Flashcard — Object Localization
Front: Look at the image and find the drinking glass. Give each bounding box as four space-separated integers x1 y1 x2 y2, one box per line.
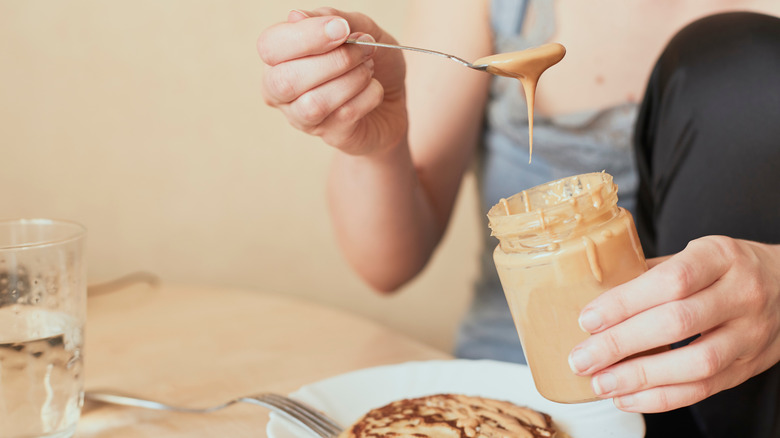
0 219 86 438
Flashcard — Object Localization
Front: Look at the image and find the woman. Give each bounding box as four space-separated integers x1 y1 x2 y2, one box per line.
258 2 780 436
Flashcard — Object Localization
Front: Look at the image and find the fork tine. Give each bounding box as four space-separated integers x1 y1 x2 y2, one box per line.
246 401 329 437
246 394 340 437
263 394 343 434
240 394 341 437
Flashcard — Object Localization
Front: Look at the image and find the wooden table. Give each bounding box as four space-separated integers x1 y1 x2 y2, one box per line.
75 283 450 437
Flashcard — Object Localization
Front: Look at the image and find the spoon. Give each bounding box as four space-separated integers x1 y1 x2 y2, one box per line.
345 39 567 163
345 40 566 79
345 39 489 71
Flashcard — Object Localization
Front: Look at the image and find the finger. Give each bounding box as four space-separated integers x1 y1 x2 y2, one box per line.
314 78 386 153
613 382 712 413
263 33 376 106
589 325 742 398
578 237 732 334
570 283 736 375
611 361 748 413
282 59 376 131
257 15 352 66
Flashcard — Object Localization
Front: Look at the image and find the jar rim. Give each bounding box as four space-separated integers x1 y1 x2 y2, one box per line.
488 172 618 240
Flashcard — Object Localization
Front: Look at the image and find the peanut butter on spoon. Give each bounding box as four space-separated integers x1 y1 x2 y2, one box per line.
474 43 567 162
345 39 565 161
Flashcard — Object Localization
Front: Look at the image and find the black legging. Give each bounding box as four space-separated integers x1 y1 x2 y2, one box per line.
633 11 780 438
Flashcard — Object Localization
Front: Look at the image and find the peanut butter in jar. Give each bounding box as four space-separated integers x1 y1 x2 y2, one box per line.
488 172 657 403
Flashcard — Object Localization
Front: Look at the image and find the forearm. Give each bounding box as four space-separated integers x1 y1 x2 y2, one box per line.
324 0 493 293
327 138 441 293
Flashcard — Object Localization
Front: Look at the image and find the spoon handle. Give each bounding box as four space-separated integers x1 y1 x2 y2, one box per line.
345 39 478 69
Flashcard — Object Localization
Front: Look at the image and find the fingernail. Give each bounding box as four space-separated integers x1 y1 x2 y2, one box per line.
615 394 635 409
569 347 594 374
579 310 603 333
288 9 310 20
325 18 349 41
592 372 617 395
356 34 376 56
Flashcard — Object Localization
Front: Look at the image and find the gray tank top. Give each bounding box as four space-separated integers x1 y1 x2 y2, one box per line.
454 0 639 363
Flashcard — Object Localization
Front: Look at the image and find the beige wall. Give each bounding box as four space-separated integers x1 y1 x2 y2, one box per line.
0 1 482 352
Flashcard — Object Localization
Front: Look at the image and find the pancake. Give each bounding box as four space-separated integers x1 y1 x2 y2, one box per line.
338 393 559 438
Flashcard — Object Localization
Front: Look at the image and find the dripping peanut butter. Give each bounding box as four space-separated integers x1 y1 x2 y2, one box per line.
488 172 659 403
474 43 566 162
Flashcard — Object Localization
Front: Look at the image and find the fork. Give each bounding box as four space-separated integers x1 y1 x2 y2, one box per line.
85 391 343 438
345 39 489 71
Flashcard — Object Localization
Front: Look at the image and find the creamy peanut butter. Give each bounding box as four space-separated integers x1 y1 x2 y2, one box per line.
474 43 566 162
489 172 662 403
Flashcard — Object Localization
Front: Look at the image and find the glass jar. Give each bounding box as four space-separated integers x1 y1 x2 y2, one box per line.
488 172 649 403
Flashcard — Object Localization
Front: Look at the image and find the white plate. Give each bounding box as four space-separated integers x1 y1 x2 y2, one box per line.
267 359 645 437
